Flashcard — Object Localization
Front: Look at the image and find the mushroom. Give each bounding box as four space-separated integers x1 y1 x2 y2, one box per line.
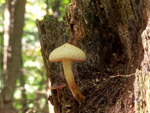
51 82 66 103
49 43 86 104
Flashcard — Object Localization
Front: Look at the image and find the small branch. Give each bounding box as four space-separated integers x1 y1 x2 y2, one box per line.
110 73 135 78
0 32 3 36
26 109 33 113
34 90 47 95
23 31 38 36
34 66 48 87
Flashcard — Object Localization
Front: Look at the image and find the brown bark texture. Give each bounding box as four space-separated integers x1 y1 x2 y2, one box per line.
37 0 150 113
2 0 26 111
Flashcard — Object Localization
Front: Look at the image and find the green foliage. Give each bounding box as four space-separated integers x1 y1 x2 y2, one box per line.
14 0 49 111
0 0 5 4
59 0 70 20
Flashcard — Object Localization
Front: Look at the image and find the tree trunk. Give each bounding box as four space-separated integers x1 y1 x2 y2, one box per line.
2 0 26 111
37 0 150 112
52 0 60 18
19 73 27 112
45 0 49 14
36 17 69 113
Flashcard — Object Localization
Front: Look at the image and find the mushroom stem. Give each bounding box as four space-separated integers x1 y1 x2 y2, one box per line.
57 89 61 103
62 59 84 104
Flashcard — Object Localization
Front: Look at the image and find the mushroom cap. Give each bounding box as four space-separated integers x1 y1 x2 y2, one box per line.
51 82 66 89
49 43 86 62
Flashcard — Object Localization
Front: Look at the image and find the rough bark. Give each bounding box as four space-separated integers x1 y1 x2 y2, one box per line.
36 17 69 113
134 18 150 113
37 0 150 112
2 0 26 111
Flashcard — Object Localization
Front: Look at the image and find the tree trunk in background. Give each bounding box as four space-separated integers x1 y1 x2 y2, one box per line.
37 0 150 113
19 73 27 112
45 0 60 17
3 0 11 86
2 0 26 111
46 0 49 14
0 34 3 109
2 0 13 110
52 0 60 18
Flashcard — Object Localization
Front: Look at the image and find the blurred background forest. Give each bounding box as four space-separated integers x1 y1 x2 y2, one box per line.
0 0 70 112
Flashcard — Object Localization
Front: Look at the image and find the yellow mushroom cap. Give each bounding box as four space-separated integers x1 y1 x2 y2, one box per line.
49 43 86 62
